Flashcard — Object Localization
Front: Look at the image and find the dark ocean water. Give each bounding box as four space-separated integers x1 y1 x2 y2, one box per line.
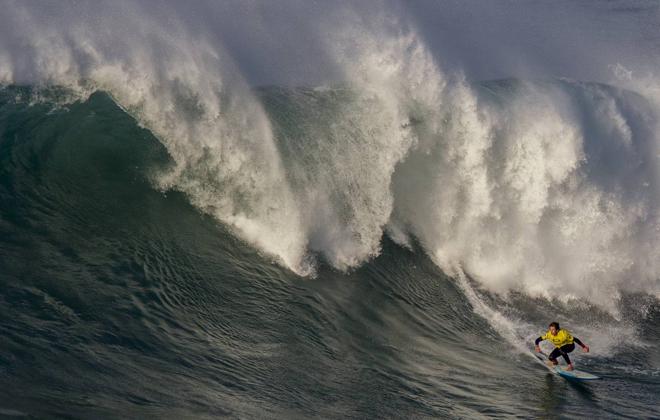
0 87 658 418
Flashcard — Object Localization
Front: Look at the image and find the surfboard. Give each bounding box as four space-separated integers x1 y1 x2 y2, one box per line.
534 351 600 381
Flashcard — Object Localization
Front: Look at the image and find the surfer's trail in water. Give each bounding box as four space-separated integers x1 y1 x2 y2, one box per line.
0 1 659 418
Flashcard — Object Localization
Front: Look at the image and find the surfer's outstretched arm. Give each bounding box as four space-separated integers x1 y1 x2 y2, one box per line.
573 337 590 353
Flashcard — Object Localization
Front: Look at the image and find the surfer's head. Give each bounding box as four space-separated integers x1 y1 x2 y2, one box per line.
549 322 560 335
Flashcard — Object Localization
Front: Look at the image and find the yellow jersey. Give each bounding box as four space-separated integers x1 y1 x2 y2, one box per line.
540 329 574 348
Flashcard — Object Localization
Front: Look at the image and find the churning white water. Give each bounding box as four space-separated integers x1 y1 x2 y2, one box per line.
1 1 658 312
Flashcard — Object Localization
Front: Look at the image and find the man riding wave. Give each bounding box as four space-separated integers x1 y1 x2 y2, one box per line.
534 322 590 371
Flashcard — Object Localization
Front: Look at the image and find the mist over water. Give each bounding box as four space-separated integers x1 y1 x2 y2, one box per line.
6 0 657 306
0 1 659 417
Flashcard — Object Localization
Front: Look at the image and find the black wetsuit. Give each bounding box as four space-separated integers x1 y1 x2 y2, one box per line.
534 336 585 365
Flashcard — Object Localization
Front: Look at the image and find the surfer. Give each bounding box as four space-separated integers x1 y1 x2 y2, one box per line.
534 322 589 371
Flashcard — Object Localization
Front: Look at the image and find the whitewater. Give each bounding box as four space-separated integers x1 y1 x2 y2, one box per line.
0 1 659 418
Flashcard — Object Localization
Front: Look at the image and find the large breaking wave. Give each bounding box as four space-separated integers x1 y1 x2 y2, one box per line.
1 1 658 313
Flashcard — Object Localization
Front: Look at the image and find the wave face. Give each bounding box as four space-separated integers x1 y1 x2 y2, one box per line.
0 1 659 418
2 2 658 308
0 80 658 420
